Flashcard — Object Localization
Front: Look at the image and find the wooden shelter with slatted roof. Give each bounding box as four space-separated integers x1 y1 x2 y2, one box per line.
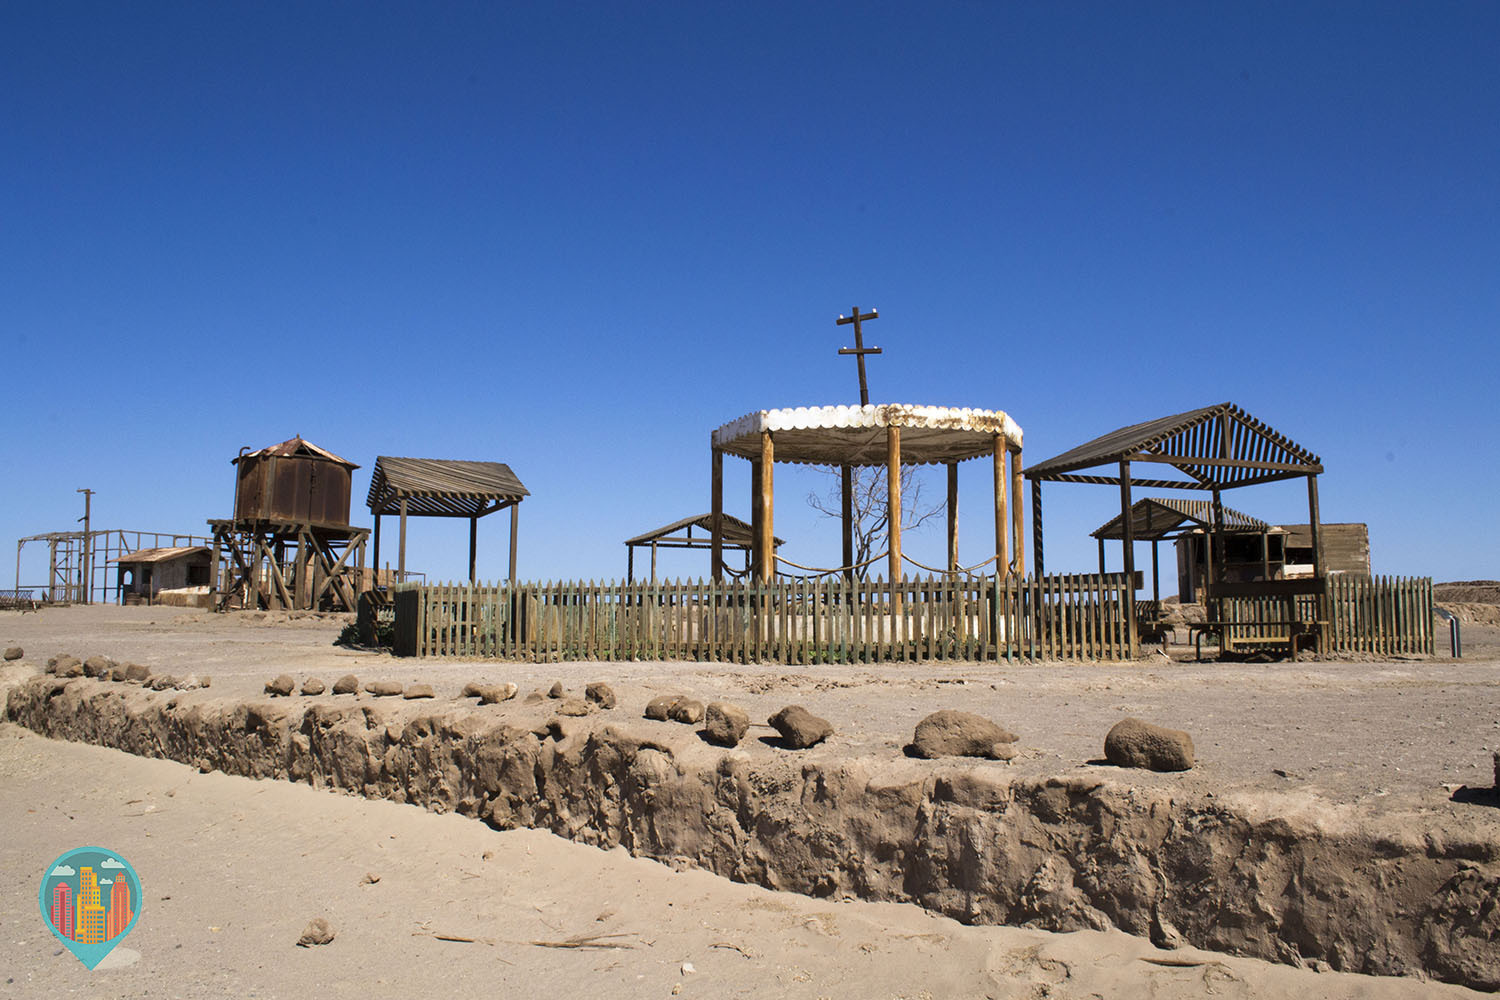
366 457 529 585
1026 402 1327 650
1091 497 1271 604
624 513 783 583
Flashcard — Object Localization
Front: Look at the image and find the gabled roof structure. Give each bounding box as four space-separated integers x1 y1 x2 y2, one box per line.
234 436 357 468
108 546 210 564
624 513 784 582
366 457 529 518
1023 402 1332 651
1027 402 1321 491
1090 498 1268 541
625 513 780 549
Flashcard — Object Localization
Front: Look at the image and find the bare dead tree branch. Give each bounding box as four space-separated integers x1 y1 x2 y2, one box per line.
806 465 943 579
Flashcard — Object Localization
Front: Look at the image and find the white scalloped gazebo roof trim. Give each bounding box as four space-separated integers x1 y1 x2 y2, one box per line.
712 404 1023 466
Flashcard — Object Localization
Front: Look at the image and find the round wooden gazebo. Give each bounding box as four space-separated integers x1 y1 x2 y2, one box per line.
709 404 1025 583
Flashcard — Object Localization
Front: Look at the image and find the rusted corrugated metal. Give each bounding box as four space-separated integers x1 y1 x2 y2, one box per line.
233 436 357 525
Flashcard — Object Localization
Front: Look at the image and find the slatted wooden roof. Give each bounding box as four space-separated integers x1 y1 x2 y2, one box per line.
366 456 529 518
1026 402 1322 491
1090 498 1269 541
625 513 783 549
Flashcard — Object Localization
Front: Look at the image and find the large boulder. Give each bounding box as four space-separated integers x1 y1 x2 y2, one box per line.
365 680 403 697
124 663 151 683
769 705 833 749
264 674 295 697
703 702 750 747
1104 717 1195 772
910 710 1018 760
83 656 115 678
585 682 617 710
332 674 360 695
403 684 435 700
478 683 518 705
3 646 22 661
644 695 682 721
668 699 705 725
301 677 327 696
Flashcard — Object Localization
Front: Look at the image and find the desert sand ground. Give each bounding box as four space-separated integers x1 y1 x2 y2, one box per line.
2 604 1497 998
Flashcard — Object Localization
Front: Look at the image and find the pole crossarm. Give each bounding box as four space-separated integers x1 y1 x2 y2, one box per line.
836 306 881 406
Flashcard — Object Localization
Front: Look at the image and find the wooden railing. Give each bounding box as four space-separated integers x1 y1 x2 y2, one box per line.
392 573 1139 663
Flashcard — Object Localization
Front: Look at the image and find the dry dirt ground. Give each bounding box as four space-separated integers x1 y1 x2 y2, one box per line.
2 604 1498 998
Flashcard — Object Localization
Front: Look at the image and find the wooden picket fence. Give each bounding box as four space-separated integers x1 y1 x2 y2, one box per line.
1212 574 1433 656
392 573 1138 663
1324 574 1434 656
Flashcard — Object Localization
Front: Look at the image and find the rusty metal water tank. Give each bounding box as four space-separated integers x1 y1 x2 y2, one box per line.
232 436 358 526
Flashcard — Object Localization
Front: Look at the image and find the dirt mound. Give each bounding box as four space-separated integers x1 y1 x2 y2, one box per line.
8 675 1500 991
1437 602 1500 627
1434 581 1500 605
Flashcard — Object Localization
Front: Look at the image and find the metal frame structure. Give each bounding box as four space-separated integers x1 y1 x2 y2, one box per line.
15 529 212 604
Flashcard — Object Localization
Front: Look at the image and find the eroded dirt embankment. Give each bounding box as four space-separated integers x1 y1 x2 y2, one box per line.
8 675 1500 992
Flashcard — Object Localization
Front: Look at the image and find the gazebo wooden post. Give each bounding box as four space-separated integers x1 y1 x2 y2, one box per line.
946 462 959 573
650 541 658 583
508 504 518 587
397 495 408 583
756 430 775 584
1097 537 1106 576
750 459 763 580
1119 460 1138 656
841 465 854 580
887 425 902 585
468 516 478 584
1011 446 1025 578
992 438 1008 580
710 446 724 583
627 545 634 584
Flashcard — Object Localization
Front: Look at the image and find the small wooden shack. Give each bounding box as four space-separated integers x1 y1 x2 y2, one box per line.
111 546 211 604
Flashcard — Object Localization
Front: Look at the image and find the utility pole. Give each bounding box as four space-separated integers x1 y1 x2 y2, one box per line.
836 307 881 405
76 488 94 604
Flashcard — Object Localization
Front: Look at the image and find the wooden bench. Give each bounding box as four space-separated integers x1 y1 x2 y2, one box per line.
1196 579 1328 661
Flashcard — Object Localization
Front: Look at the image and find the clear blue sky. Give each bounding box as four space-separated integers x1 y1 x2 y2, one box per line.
4 2 1496 591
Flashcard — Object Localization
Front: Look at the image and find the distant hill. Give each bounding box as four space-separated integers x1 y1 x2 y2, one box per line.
1434 581 1500 605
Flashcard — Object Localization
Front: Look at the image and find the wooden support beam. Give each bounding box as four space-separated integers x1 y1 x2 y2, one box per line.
509 504 519 586
468 516 478 583
887 425 902 585
946 462 959 573
992 438 1008 580
711 445 724 582
757 430 775 583
372 514 381 588
398 495 408 582
1119 460 1137 657
841 465 854 581
1011 447 1026 579
1031 478 1043 577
